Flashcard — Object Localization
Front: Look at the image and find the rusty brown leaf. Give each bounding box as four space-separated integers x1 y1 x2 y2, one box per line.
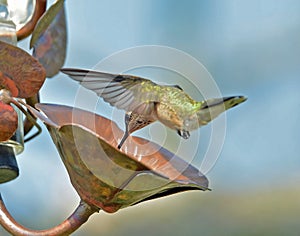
0 41 46 98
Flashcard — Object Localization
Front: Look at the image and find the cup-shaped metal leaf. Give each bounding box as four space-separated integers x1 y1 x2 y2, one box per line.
0 41 46 98
29 103 209 213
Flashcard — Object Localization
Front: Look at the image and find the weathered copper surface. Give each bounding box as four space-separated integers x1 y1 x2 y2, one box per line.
0 101 17 141
0 195 98 236
0 41 46 98
29 103 209 213
31 0 67 77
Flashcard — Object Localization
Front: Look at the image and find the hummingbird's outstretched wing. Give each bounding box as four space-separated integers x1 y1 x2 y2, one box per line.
60 68 160 115
61 68 162 149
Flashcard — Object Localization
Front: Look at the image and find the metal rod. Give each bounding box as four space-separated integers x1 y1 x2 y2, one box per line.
16 0 47 41
0 194 99 236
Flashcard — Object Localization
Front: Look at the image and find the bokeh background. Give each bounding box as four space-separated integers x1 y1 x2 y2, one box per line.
1 0 300 235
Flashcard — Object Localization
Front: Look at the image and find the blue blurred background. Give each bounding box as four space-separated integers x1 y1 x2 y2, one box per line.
1 0 300 235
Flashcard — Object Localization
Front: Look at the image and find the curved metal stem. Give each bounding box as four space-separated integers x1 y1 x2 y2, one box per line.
0 194 99 236
17 0 47 41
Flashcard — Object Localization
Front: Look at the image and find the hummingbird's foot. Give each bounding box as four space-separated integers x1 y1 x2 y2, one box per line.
177 130 190 139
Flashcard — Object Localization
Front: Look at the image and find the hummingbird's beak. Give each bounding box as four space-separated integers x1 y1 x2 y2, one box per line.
118 131 129 149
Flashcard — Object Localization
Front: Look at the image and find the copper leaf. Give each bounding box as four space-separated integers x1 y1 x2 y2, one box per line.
31 1 67 77
0 41 46 98
27 103 209 213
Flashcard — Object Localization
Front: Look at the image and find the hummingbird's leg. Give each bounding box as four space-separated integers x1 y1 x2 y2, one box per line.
177 130 190 139
118 112 131 149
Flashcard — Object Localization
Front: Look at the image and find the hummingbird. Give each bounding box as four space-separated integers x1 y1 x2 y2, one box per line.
61 68 247 149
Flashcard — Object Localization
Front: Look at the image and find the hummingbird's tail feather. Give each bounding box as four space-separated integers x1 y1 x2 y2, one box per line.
197 96 247 125
222 96 247 109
